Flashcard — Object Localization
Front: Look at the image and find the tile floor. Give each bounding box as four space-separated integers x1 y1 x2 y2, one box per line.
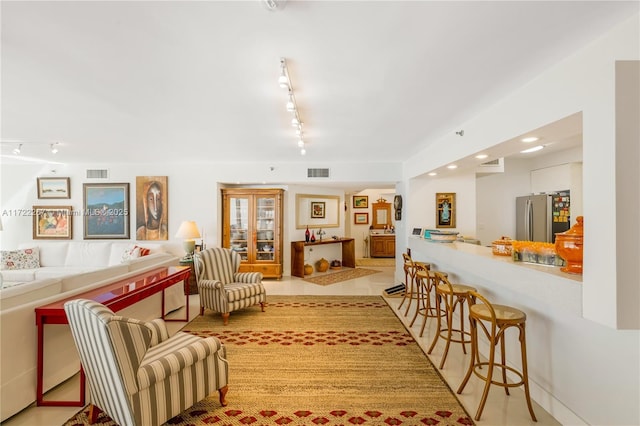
2 266 560 425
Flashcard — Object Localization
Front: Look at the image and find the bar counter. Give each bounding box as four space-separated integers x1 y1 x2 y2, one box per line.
407 237 582 316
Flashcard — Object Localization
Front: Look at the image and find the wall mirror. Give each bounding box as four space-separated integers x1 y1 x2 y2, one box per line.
372 201 391 229
295 194 340 229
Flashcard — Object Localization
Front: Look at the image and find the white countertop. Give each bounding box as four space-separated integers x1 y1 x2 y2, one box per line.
408 238 583 316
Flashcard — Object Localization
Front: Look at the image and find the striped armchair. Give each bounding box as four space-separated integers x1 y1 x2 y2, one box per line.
63 299 229 426
195 247 266 325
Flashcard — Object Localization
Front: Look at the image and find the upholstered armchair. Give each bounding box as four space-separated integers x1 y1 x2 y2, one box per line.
195 247 266 325
64 299 229 426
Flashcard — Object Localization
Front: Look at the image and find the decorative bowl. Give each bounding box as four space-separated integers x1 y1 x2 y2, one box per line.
429 231 459 243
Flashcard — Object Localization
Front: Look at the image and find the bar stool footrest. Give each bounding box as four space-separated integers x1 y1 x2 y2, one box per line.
472 363 526 388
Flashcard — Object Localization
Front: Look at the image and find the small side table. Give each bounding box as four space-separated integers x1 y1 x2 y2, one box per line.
179 259 198 295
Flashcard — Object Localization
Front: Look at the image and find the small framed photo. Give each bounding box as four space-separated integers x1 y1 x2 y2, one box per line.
436 192 456 228
353 195 369 209
33 206 73 239
412 227 422 236
354 212 369 225
310 201 326 219
37 177 70 199
83 183 130 239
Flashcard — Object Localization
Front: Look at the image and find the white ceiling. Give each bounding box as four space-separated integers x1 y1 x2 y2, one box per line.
1 1 638 167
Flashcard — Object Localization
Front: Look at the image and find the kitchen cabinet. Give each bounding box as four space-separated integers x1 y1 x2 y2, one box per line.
221 188 283 279
370 234 395 258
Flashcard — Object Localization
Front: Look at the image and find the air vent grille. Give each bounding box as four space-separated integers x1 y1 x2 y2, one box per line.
481 159 501 166
86 169 109 179
307 168 330 178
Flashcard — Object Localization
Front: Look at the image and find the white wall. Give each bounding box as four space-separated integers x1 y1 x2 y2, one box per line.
404 14 639 329
402 14 640 426
407 173 477 239
476 146 583 247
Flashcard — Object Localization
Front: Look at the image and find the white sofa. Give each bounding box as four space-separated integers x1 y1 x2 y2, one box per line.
0 241 187 422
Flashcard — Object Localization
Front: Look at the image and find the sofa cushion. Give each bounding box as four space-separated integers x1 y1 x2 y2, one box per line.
127 253 176 272
0 269 37 282
1 248 40 270
64 243 112 267
0 278 63 310
60 265 129 293
35 266 103 281
19 243 69 267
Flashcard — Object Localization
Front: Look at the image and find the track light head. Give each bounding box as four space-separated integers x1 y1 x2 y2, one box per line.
50 143 59 154
12 144 22 155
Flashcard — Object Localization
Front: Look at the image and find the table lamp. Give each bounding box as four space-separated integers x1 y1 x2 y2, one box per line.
175 221 201 260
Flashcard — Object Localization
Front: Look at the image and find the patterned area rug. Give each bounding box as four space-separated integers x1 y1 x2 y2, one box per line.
356 257 396 267
65 296 473 426
302 267 381 286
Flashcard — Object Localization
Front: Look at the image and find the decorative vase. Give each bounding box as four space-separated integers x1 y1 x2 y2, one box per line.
555 216 584 275
316 257 329 272
304 264 313 275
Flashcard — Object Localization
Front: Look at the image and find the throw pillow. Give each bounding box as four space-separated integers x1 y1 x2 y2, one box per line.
136 246 151 256
121 246 142 263
1 247 40 270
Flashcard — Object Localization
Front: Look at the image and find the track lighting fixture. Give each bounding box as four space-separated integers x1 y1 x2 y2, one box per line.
280 57 309 155
286 93 295 112
50 143 59 154
13 144 22 155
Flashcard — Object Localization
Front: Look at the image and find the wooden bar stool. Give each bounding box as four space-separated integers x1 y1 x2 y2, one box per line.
409 261 431 327
427 272 477 369
415 269 447 336
457 290 537 422
396 253 415 313
397 254 431 318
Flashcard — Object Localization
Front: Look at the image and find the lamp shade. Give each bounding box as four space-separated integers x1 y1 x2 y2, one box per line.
175 221 201 239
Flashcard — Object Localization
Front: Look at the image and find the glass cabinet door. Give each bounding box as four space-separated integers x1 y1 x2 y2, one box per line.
229 196 249 261
255 196 275 262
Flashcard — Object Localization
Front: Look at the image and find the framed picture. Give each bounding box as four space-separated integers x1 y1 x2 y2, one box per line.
83 183 130 239
354 212 369 225
353 195 369 209
37 177 70 199
135 176 168 240
436 192 456 228
310 201 326 219
33 206 73 239
412 227 422 236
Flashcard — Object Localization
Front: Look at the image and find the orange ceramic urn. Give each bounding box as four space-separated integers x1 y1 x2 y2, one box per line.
555 216 584 275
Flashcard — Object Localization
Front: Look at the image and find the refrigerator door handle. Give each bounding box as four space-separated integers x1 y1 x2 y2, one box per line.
525 199 533 241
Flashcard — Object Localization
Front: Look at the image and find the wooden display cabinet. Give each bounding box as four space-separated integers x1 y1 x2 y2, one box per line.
221 188 283 279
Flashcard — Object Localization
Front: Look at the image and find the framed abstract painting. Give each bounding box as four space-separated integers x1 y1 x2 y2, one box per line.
83 183 130 239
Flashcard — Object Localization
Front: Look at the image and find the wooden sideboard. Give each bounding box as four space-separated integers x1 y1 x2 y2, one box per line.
291 238 355 278
370 234 395 258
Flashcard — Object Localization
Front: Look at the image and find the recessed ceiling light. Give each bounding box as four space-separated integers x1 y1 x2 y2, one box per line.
521 145 544 153
447 164 458 169
475 154 488 159
521 137 539 143
428 172 437 176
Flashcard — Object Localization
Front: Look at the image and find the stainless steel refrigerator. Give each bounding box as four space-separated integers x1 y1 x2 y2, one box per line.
515 192 571 243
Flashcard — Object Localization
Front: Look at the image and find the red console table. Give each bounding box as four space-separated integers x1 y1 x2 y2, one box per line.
34 266 191 407
291 238 355 278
